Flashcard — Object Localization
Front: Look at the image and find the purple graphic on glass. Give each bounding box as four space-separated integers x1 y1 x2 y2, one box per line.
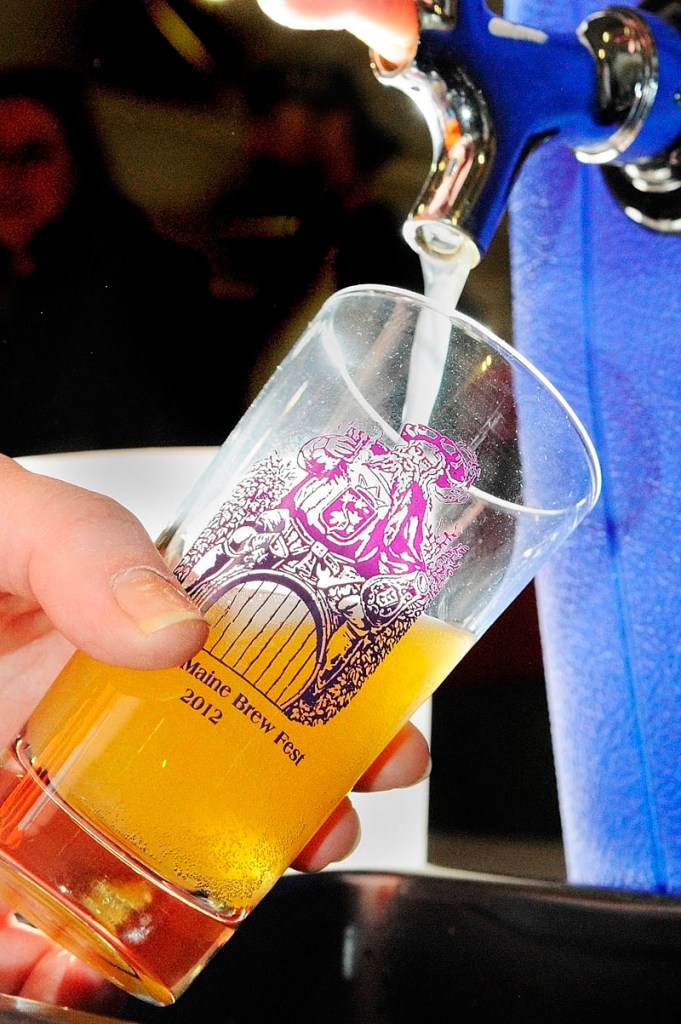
175 424 479 725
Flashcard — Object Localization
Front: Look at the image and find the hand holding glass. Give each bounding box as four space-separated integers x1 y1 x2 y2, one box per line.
0 286 600 1005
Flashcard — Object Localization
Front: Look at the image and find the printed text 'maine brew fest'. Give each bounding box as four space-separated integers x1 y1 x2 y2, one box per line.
181 656 306 765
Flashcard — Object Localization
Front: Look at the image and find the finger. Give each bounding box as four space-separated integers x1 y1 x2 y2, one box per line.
0 631 80 747
291 797 361 871
0 906 54 994
0 456 208 670
0 593 52 654
258 0 419 65
0 908 122 1012
19 947 126 1016
291 724 431 871
354 720 431 792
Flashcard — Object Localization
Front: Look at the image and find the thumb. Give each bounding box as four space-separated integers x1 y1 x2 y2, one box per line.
0 456 208 669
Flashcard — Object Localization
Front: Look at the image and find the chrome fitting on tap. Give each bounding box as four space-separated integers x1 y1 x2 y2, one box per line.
371 49 490 266
595 1 681 230
575 7 659 165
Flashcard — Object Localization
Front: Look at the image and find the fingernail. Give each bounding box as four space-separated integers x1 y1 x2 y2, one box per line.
112 567 206 634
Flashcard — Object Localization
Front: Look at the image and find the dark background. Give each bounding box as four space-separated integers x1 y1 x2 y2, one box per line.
0 0 563 880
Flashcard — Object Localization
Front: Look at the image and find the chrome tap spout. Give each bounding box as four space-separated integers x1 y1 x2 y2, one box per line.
373 0 681 260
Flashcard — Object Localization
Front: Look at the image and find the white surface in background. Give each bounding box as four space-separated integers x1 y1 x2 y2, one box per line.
17 448 431 871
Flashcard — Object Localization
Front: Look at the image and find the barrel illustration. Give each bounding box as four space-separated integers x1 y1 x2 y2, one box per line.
202 570 330 712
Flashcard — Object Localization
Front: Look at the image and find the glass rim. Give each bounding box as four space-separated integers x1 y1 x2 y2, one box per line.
325 283 603 518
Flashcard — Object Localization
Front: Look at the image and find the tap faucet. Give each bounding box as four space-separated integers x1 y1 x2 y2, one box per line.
372 0 681 263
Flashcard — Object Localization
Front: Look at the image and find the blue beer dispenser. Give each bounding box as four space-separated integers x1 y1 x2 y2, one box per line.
375 0 681 893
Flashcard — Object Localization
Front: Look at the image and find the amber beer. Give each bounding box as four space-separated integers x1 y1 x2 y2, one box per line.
0 610 474 1004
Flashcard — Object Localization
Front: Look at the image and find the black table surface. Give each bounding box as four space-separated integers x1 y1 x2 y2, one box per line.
119 868 681 1024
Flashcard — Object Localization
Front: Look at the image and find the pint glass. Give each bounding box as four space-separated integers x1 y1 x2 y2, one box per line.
0 286 600 1004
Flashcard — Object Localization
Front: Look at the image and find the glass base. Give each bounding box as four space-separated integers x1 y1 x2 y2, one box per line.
0 745 245 1005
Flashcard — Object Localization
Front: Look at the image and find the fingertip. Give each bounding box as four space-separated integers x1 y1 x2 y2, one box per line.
257 0 419 67
291 798 361 872
111 566 206 636
17 476 208 670
19 948 127 1016
55 954 128 1016
351 10 419 67
354 721 431 792
107 566 209 667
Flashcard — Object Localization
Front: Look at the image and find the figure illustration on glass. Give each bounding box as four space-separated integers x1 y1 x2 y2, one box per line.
176 423 480 725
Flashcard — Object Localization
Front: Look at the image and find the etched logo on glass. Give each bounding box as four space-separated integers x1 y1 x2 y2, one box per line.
175 425 479 725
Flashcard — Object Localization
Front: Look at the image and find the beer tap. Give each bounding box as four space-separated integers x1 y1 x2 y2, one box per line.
372 0 681 263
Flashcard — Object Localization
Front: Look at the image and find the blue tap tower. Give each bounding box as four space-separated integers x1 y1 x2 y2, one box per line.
377 0 681 893
508 0 681 893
